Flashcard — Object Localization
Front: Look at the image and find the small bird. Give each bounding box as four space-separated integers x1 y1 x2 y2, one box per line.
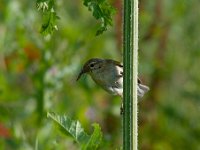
77 58 149 98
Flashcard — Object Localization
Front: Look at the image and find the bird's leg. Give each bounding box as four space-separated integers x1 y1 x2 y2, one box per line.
120 96 123 115
120 102 123 115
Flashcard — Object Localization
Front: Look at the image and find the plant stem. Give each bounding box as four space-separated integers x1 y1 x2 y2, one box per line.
123 0 138 149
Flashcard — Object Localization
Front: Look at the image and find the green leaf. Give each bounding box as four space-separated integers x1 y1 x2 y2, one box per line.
47 112 102 149
83 0 116 35
36 0 54 12
36 0 59 35
82 123 102 150
47 112 89 144
40 10 59 36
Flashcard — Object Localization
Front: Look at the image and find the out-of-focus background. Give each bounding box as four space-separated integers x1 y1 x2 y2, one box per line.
0 0 200 149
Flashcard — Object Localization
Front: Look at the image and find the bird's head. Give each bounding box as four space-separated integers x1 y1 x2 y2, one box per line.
76 58 104 81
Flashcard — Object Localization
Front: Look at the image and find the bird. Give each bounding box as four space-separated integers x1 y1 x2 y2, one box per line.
77 58 149 98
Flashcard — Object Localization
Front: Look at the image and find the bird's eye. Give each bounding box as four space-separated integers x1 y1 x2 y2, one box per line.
90 63 94 68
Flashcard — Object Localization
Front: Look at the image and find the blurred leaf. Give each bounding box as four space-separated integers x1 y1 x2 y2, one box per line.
0 124 11 138
83 0 116 35
23 44 41 61
82 123 102 150
36 0 59 35
36 0 54 12
47 112 102 149
40 10 59 36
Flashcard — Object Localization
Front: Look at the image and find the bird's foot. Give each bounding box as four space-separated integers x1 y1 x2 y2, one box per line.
120 104 123 115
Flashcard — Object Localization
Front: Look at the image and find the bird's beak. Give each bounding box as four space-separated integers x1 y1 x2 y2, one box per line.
76 69 87 81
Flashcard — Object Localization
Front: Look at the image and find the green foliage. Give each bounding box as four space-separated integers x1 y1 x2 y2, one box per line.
47 112 102 150
1 0 200 149
82 124 102 150
0 1 120 149
83 0 116 35
36 0 115 36
40 10 59 36
36 0 59 35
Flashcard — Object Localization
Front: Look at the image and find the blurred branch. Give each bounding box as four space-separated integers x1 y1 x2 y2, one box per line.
0 54 7 71
114 0 122 53
142 0 162 41
149 24 170 101
31 48 50 123
140 0 171 103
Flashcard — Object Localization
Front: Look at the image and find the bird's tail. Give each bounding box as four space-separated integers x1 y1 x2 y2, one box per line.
138 84 150 98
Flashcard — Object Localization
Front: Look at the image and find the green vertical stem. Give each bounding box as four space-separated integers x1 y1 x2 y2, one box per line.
123 0 138 149
133 0 138 148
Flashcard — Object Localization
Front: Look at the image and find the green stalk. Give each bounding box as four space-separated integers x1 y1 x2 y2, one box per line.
123 0 138 149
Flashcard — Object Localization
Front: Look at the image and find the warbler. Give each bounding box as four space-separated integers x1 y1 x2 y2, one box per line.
77 58 149 97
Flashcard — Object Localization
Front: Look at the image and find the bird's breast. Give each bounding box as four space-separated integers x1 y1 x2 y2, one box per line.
90 65 123 95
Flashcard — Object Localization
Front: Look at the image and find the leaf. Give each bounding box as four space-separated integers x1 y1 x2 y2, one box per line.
47 112 102 149
36 0 59 35
83 0 116 35
36 0 54 12
82 123 102 150
47 112 89 144
40 10 59 36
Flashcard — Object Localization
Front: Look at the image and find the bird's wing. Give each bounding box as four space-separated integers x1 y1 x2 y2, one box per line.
105 59 143 84
118 67 140 84
106 59 123 67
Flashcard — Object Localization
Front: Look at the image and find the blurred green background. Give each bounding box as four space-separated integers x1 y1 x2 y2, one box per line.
0 0 200 149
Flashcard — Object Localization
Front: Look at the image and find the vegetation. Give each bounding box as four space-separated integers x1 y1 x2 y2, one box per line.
0 0 200 149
